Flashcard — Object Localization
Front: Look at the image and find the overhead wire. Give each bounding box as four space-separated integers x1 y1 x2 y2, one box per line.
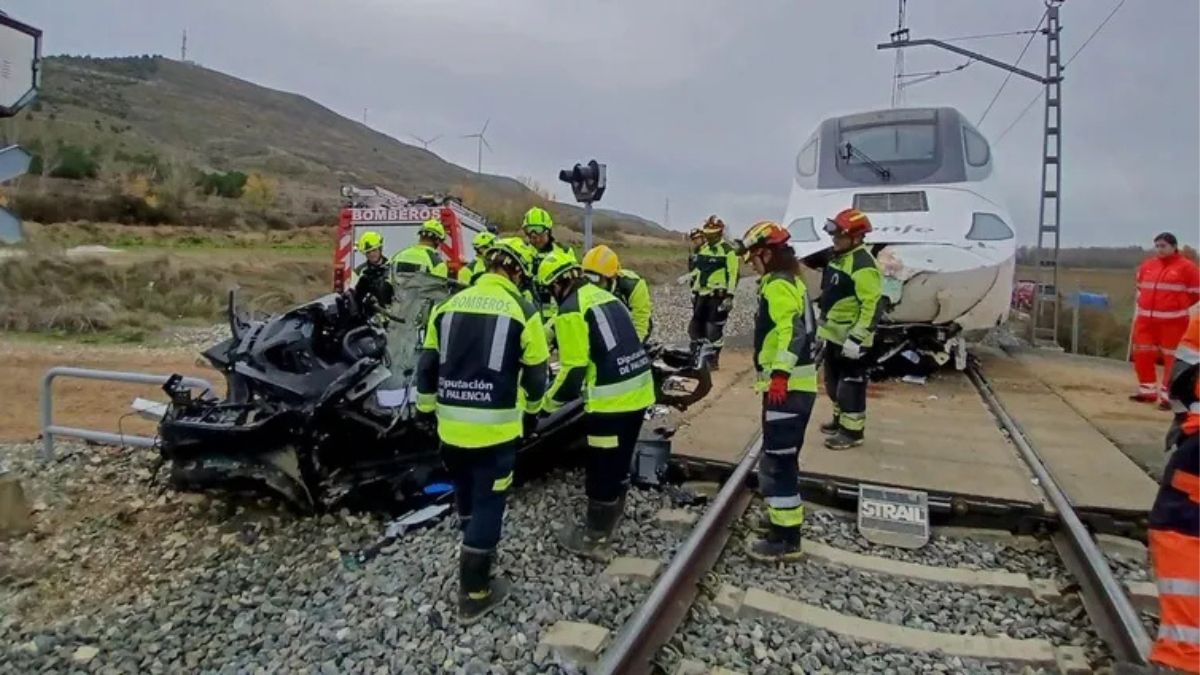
977 9 1048 127
897 60 974 89
941 28 1042 43
993 0 1128 145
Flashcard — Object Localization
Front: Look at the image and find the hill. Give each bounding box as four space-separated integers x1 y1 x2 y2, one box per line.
3 55 668 238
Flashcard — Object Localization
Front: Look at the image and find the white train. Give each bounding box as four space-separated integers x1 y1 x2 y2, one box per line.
782 106 1016 368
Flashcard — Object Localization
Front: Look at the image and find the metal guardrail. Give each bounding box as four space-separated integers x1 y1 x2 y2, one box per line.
596 432 763 675
40 367 215 461
966 363 1151 664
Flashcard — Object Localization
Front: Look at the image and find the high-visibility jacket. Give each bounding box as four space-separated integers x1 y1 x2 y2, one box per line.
545 282 656 415
611 269 653 342
1150 314 1200 672
532 240 576 270
416 273 550 448
1137 253 1200 321
817 245 884 347
754 271 819 394
687 250 701 292
457 258 486 286
531 240 576 321
693 241 739 295
393 244 449 279
1169 316 1200 439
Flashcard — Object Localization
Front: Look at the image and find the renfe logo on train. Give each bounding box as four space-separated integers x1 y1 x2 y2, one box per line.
857 484 930 549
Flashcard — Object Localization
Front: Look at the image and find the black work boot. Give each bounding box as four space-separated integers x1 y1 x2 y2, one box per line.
824 430 864 450
557 498 623 562
747 524 803 562
710 349 721 371
818 416 840 435
458 548 511 624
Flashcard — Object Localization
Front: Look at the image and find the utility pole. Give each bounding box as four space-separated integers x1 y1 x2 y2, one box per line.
877 1 1064 349
1034 3 1063 349
664 197 670 230
890 0 907 107
180 30 187 62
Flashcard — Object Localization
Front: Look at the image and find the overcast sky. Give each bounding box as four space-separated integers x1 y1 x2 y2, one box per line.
8 0 1198 246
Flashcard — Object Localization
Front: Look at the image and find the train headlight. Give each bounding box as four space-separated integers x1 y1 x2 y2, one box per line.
786 217 818 242
965 213 1014 241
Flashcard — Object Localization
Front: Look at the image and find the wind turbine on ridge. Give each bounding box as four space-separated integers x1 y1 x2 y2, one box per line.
409 134 442 151
461 119 492 174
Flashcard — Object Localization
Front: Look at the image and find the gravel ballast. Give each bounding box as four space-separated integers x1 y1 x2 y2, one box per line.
670 611 1054 675
0 439 705 673
796 510 1069 578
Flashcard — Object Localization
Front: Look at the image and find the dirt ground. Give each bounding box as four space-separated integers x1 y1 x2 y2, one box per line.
0 338 221 443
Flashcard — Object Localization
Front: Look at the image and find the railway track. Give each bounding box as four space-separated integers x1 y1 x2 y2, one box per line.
591 362 1156 675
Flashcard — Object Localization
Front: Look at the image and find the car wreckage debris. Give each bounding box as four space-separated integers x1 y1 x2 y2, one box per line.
155 274 715 514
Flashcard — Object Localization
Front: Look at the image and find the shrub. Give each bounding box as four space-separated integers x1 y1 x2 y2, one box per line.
241 172 278 212
197 170 248 198
49 145 100 180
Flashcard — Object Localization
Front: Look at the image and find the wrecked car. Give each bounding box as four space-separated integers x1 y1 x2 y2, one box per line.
157 272 712 513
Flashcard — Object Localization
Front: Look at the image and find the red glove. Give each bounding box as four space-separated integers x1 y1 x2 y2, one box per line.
767 372 788 406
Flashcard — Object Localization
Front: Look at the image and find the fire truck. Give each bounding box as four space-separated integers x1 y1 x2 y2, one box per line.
332 185 492 292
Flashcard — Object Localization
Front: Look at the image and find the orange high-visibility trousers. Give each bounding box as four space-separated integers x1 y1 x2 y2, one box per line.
1149 432 1200 673
1150 528 1200 672
1133 316 1191 401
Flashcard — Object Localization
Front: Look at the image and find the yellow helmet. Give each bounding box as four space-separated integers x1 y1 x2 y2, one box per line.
536 250 581 287
472 230 497 252
522 206 554 232
418 218 447 241
486 237 535 277
357 231 383 253
581 245 621 279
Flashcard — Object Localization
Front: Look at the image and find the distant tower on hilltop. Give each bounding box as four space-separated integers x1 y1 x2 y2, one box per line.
180 30 190 63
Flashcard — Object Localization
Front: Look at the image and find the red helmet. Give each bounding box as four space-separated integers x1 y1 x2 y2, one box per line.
741 220 791 252
824 208 872 237
701 215 726 235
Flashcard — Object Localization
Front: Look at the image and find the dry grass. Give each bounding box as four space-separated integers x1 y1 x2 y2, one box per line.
0 219 694 341
0 252 327 340
21 221 334 252
1016 264 1138 358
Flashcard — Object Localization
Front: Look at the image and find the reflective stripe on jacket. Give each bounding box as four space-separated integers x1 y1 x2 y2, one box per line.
416 273 550 448
393 244 449 279
1149 433 1200 672
612 269 653 342
753 271 818 393
693 241 739 295
817 245 883 347
1137 253 1200 320
546 282 656 414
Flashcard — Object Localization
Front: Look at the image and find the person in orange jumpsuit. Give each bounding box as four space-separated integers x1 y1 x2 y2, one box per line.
1132 233 1200 409
1147 314 1199 673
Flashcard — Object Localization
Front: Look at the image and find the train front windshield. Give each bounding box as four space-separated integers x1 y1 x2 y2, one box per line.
841 124 937 164
803 108 990 190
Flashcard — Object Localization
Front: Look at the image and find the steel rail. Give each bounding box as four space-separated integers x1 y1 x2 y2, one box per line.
595 433 763 675
966 364 1151 663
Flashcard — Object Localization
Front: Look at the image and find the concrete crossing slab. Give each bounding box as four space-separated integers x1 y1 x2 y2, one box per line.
669 347 1156 518
976 350 1157 516
801 374 1044 508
